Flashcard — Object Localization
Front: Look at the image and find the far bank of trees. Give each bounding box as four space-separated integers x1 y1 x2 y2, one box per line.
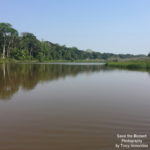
0 23 144 61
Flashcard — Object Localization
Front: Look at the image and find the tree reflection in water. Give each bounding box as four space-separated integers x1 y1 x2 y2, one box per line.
0 63 106 100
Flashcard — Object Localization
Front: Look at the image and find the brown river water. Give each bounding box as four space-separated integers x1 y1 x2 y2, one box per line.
0 63 150 150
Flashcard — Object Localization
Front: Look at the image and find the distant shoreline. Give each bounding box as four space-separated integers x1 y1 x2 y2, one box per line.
1 58 150 71
106 60 150 70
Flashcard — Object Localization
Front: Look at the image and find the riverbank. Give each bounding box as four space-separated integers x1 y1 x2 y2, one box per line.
0 59 17 63
0 58 105 64
0 58 37 64
106 60 150 69
1 58 150 70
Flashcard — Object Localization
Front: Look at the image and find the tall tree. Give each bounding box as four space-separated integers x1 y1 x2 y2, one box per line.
6 28 18 57
20 32 40 58
0 23 18 59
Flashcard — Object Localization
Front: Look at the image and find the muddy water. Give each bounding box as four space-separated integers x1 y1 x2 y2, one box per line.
0 63 150 150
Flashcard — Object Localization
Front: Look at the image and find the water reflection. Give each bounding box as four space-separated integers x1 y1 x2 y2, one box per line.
0 63 106 100
0 63 150 150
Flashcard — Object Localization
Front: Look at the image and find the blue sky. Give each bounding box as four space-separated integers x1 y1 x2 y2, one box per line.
0 0 150 54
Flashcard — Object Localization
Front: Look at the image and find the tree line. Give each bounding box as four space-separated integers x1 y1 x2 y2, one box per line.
0 23 145 61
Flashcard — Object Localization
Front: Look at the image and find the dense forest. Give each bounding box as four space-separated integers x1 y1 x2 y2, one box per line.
0 23 146 62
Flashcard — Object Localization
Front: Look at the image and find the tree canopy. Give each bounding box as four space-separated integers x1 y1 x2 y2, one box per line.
0 22 144 61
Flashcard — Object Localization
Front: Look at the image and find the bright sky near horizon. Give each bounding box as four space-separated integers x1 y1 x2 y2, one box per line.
0 0 150 54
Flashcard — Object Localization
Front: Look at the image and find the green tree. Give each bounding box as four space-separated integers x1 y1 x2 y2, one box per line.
6 28 18 57
0 22 141 61
0 23 18 59
37 52 44 62
20 32 40 58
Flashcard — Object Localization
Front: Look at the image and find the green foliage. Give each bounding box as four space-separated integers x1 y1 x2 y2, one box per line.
0 23 19 58
0 22 147 61
107 60 150 69
10 48 30 60
37 52 44 62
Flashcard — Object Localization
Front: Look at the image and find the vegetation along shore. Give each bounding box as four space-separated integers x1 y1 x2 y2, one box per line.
106 60 150 69
0 23 149 63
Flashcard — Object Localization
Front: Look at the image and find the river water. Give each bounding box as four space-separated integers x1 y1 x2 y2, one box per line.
0 63 149 150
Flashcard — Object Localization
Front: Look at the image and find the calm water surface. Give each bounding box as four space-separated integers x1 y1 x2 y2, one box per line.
0 63 150 150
